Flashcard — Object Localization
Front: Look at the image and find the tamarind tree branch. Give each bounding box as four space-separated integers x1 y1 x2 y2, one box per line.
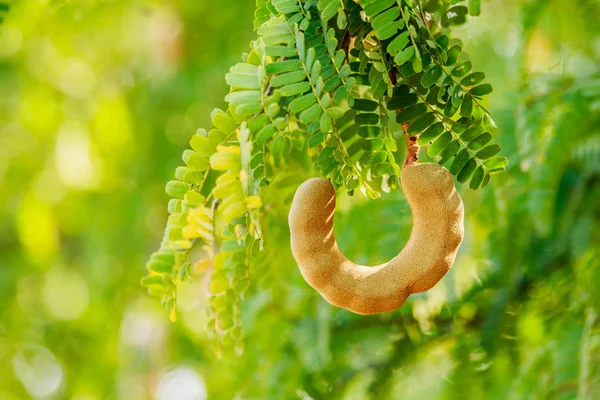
389 67 420 166
403 126 420 166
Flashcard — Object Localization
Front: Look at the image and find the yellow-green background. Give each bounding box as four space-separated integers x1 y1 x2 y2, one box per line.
0 1 599 399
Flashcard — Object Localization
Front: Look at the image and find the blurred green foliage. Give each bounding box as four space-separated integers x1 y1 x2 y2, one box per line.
0 0 599 399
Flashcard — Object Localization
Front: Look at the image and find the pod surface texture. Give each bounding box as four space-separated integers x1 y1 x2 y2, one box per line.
288 163 464 315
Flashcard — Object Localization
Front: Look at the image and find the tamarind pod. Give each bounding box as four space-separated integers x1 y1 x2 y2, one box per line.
288 163 464 315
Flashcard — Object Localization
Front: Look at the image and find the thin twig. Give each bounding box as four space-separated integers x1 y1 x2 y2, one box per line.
403 123 420 166
389 68 420 166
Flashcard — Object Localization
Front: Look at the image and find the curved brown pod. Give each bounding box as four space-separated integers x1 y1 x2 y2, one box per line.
288 163 464 315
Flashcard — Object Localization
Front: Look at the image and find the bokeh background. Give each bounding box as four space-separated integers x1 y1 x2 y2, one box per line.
0 0 599 399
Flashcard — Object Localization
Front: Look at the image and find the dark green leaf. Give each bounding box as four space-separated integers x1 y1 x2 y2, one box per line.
419 123 445 144
346 140 364 158
460 126 484 141
445 45 462 66
321 156 338 173
451 89 464 108
427 131 452 157
358 126 381 138
460 94 473 117
461 72 486 86
471 84 493 96
475 144 501 159
355 113 380 125
396 103 428 124
426 85 441 106
468 132 492 150
457 158 477 183
449 5 468 15
407 112 436 134
421 65 443 88
469 165 485 189
438 140 461 164
453 117 472 133
400 61 417 77
317 146 335 164
425 0 442 13
351 98 379 111
387 94 419 109
482 173 491 187
451 61 472 77
393 85 410 97
450 149 471 175
444 100 458 118
353 74 370 86
445 7 468 25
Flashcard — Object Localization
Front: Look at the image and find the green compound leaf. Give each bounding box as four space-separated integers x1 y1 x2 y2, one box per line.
145 0 505 348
